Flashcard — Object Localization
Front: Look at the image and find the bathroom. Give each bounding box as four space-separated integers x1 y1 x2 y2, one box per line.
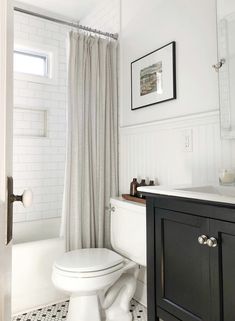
0 0 235 321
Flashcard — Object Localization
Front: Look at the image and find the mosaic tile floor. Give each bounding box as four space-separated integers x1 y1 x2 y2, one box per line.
12 299 147 321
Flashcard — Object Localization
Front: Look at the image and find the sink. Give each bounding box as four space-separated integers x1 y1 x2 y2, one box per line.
177 185 235 197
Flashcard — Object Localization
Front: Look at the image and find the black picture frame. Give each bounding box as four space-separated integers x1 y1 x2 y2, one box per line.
131 41 176 110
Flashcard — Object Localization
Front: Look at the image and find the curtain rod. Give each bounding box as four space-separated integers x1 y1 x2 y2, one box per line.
14 7 119 40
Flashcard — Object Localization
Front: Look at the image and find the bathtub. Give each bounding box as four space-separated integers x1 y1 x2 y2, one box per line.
12 218 68 315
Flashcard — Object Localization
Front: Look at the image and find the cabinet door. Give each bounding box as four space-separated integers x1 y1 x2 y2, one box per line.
155 208 210 321
210 220 235 321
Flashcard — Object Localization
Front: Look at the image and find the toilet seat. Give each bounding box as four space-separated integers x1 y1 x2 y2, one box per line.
54 262 124 278
53 248 124 278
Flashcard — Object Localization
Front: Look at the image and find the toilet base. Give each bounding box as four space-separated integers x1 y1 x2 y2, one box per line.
67 294 101 321
103 267 138 321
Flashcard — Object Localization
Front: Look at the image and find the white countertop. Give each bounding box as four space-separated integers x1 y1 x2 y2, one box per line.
137 185 235 205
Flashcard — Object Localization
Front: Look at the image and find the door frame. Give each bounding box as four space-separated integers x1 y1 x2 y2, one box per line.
0 0 13 320
0 0 13 199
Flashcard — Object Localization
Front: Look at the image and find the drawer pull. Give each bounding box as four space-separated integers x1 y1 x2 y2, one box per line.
198 235 208 245
207 237 218 248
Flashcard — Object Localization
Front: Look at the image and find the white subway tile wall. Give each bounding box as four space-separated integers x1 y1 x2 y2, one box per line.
14 108 47 137
13 11 70 223
13 0 120 224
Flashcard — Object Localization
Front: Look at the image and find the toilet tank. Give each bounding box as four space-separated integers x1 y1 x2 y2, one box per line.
110 197 146 266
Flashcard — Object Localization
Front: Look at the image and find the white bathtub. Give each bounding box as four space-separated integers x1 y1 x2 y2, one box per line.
12 218 68 315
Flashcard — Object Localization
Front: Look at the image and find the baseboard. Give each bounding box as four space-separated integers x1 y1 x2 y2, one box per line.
134 280 147 307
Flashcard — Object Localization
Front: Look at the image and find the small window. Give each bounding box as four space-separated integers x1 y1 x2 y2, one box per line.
14 50 48 77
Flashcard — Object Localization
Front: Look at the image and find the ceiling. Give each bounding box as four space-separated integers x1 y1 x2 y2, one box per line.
14 0 102 21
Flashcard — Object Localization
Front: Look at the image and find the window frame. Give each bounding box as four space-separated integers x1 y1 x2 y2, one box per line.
14 41 58 85
14 49 49 77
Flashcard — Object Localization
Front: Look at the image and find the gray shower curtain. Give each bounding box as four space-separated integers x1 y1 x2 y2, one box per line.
61 31 119 250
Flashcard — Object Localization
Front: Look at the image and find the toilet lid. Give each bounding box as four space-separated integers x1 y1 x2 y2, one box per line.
54 248 124 273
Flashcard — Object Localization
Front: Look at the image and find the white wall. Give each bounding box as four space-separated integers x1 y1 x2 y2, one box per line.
120 0 218 127
119 0 235 307
13 11 69 223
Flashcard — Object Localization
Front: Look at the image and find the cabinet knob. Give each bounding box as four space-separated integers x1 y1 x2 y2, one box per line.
207 237 218 248
198 235 208 245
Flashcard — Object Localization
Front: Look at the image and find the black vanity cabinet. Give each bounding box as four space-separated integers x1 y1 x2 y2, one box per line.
146 195 235 321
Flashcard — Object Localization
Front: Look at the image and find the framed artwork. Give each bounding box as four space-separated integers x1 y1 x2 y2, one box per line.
131 41 176 110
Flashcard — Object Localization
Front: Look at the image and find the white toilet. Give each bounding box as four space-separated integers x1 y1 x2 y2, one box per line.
52 197 146 321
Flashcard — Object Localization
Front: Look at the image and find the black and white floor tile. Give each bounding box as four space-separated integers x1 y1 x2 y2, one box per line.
12 299 147 321
12 301 69 321
129 300 147 321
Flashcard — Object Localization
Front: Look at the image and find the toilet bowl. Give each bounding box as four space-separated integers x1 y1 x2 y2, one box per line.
52 198 146 321
52 248 138 321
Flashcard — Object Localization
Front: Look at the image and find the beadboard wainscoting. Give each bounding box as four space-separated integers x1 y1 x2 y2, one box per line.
119 110 235 194
119 110 235 306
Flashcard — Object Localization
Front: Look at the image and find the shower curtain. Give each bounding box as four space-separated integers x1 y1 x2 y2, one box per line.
61 31 119 250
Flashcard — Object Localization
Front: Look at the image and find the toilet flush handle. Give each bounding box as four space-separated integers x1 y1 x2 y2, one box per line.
105 205 116 213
